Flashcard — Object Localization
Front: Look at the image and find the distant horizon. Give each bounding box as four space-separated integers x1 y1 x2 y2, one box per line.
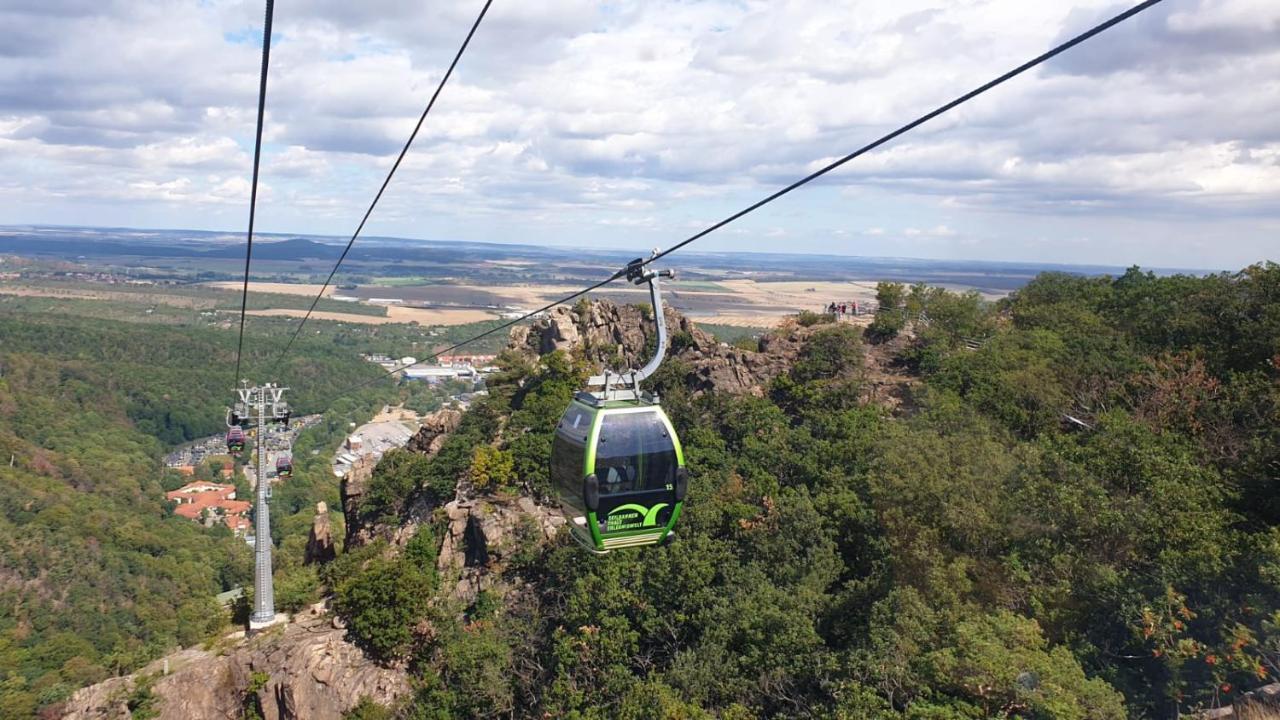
0 222 1236 276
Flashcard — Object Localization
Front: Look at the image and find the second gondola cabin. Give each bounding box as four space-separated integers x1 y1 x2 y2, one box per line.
552 391 686 553
226 425 245 453
276 454 292 478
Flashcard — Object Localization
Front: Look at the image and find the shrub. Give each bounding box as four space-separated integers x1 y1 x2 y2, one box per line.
334 555 434 660
469 590 501 621
360 449 427 523
404 524 440 571
791 324 864 384
344 697 393 720
796 310 836 327
864 315 904 343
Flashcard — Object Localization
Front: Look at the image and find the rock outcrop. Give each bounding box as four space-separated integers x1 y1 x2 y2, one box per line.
60 609 409 720
339 453 379 548
514 299 917 406
306 502 336 565
341 409 463 548
406 408 462 456
515 300 799 396
435 496 566 603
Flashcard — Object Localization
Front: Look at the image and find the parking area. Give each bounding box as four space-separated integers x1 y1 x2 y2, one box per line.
332 418 418 478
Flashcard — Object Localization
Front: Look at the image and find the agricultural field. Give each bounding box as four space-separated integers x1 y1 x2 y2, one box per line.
4 229 1099 343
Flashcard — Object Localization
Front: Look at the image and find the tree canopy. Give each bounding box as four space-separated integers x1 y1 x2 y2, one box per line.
330 263 1280 719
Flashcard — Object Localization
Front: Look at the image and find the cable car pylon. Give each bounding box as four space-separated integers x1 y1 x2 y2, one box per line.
550 253 687 554
229 381 290 631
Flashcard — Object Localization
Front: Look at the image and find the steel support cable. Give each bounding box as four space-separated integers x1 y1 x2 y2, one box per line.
233 0 276 387
322 0 1167 402
266 0 495 378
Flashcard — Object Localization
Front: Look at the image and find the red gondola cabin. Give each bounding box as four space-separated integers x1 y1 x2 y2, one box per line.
226 426 245 453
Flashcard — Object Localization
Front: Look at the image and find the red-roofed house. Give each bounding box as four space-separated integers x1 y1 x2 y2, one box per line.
224 515 251 534
166 481 253 536
167 481 236 504
218 499 252 515
173 503 206 520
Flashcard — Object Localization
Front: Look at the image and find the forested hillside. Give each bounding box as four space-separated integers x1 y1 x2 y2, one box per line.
329 263 1280 719
0 312 391 717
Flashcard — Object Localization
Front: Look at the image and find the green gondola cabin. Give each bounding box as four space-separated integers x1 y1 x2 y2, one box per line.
552 392 686 553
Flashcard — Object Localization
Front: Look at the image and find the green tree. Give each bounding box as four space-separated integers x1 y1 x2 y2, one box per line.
469 445 515 492
360 449 430 525
867 282 908 341
333 553 434 660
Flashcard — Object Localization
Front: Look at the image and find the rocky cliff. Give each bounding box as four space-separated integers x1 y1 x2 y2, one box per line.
340 411 568 604
60 607 409 720
342 409 463 549
510 299 908 402
338 453 380 548
435 496 566 604
306 502 336 565
510 300 798 396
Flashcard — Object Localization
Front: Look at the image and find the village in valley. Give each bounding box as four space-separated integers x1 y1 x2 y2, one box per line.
160 352 497 543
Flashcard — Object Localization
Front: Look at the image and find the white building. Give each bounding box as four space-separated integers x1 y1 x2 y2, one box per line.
402 365 474 382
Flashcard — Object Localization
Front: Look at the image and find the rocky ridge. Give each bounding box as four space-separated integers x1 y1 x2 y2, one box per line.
342 408 568 605
60 608 409 720
511 298 912 404
511 300 796 396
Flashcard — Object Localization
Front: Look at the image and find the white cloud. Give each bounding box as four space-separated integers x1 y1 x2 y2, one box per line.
0 0 1276 268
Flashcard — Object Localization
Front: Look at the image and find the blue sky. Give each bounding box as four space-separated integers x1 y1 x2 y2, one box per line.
0 0 1277 270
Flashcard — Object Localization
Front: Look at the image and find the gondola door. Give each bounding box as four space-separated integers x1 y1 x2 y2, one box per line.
588 406 683 550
